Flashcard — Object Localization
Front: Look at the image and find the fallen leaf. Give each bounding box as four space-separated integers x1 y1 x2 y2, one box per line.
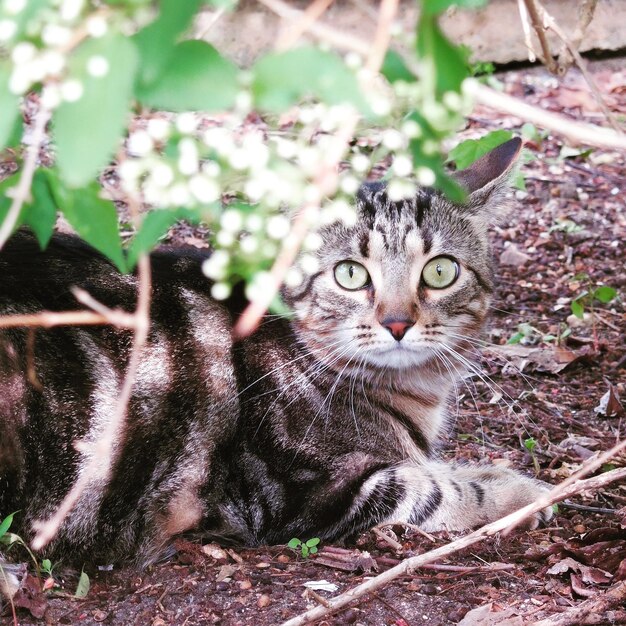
13 573 47 619
457 602 523 625
546 557 613 585
485 344 594 375
201 543 229 561
594 384 625 418
216 564 238 581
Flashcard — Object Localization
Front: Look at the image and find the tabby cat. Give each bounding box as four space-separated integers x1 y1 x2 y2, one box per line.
0 137 551 572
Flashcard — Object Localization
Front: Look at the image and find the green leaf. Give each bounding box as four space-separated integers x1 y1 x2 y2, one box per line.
524 437 537 453
422 0 488 16
126 207 202 269
416 15 468 95
287 538 301 549
507 332 524 345
593 286 617 304
133 0 203 88
570 298 585 319
0 513 14 540
54 34 138 187
75 570 90 598
447 130 514 169
381 50 416 84
252 47 370 115
58 183 126 272
136 41 238 112
305 537 320 547
309 546 318 555
0 62 20 152
21 170 57 248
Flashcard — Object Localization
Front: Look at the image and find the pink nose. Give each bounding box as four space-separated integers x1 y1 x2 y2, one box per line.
382 319 414 341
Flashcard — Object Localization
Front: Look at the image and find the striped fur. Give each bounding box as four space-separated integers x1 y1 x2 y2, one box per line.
0 139 551 568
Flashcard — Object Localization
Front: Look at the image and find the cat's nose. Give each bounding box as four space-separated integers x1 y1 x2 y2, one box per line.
381 319 414 341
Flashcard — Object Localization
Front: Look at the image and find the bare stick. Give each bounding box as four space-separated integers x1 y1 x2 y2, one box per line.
465 80 626 150
256 0 370 56
372 527 403 553
532 580 626 626
0 309 135 330
556 0 599 73
0 105 51 251
234 0 398 338
280 464 626 626
31 199 152 550
276 0 336 51
522 0 557 73
517 0 538 62
535 1 623 134
505 436 626 534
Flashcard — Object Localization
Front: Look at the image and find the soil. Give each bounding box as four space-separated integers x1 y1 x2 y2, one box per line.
4 62 626 626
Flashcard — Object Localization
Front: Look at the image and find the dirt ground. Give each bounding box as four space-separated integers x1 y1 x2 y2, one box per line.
4 62 626 625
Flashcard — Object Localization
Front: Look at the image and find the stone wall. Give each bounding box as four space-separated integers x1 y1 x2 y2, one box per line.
196 0 626 66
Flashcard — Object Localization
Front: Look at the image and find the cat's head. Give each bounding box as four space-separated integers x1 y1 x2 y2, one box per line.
284 138 522 374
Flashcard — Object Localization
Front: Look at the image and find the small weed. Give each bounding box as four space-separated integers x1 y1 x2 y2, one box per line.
507 322 570 346
549 218 583 235
523 437 541 475
287 537 320 558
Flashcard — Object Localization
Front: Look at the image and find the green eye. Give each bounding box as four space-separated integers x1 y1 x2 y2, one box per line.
334 261 370 290
422 257 459 289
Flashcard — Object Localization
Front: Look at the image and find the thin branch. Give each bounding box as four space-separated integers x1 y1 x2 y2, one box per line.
517 0 538 62
0 105 51 251
556 0 599 73
522 0 557 73
0 309 135 330
465 80 626 150
234 0 399 338
531 580 626 626
280 462 626 626
276 0 336 51
535 1 623 134
31 198 152 551
256 0 370 56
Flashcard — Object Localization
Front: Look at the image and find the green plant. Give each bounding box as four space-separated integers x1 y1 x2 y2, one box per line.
549 218 583 235
287 537 320 558
571 283 618 319
523 437 541 475
507 322 570 346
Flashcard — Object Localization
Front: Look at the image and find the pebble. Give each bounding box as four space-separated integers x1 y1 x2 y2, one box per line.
239 579 252 590
216 581 230 592
257 593 271 608
573 524 586 534
93 611 108 622
152 618 167 626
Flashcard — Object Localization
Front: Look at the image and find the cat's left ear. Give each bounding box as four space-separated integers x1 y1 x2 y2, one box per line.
452 137 522 217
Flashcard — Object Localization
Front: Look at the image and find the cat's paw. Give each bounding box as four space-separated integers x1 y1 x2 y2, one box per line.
497 473 554 529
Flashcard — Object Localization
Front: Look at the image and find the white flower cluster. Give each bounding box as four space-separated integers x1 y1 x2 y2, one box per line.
0 0 151 104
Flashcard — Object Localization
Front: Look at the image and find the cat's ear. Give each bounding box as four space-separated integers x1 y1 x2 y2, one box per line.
452 137 522 215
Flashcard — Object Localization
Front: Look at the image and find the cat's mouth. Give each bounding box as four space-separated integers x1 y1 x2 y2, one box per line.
366 342 435 369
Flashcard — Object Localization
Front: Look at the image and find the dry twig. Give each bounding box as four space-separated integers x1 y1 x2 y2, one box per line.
534 1 622 134
556 0 599 74
256 0 369 55
31 197 152 550
0 105 51 251
466 80 626 150
531 580 626 626
233 0 398 338
280 462 626 626
522 0 557 73
276 0 336 51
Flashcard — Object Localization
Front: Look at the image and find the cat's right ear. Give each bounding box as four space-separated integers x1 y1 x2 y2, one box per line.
452 137 522 213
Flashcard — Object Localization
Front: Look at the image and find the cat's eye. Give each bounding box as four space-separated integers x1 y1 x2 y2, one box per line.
334 261 370 291
422 257 459 289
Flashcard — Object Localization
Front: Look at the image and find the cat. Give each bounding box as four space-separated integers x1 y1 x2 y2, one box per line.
0 137 552 574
